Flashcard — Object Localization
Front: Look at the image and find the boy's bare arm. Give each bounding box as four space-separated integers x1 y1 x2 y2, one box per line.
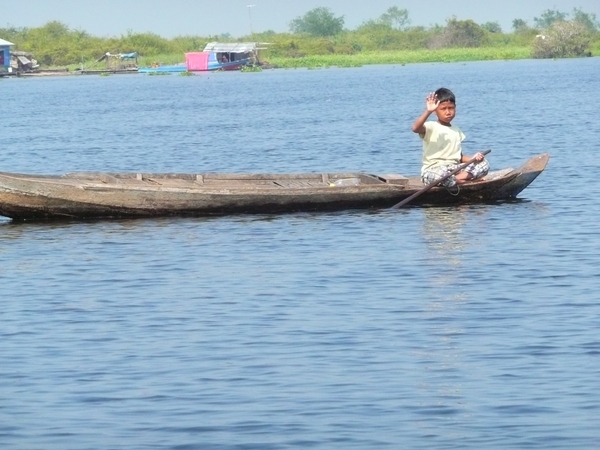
461 152 485 163
411 92 439 134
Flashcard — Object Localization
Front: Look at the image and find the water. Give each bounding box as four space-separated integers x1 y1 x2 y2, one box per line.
1 58 600 449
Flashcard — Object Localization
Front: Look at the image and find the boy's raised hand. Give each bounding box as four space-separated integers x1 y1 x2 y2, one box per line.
412 92 440 134
426 92 439 112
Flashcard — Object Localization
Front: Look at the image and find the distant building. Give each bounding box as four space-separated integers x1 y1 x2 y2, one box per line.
0 38 14 75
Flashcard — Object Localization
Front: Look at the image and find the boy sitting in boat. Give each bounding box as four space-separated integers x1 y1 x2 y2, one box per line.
411 87 489 188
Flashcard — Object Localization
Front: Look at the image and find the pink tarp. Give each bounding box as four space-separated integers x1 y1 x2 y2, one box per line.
185 52 209 71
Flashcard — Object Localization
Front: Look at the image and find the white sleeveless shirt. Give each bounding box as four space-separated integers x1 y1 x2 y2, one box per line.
420 121 465 174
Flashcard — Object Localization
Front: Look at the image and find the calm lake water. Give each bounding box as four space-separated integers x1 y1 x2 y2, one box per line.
1 57 600 449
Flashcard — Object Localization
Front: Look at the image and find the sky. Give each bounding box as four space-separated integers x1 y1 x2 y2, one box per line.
3 0 600 38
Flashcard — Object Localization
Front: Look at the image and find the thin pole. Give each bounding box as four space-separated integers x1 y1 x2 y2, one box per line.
247 5 255 35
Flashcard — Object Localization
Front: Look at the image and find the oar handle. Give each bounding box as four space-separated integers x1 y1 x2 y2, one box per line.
391 149 491 209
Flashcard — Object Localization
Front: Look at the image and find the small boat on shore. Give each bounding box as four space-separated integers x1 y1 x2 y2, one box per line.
0 154 549 221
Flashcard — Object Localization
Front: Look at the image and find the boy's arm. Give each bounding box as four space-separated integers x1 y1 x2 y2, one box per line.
411 110 432 135
411 92 439 134
461 152 485 163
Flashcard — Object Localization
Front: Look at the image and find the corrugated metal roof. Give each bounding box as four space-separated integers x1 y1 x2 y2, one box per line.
203 42 258 53
0 38 15 46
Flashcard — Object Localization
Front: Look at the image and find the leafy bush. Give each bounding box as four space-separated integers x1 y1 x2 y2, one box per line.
428 18 488 49
118 32 177 55
532 20 592 58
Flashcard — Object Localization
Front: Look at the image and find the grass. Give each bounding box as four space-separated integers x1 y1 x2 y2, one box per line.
240 65 263 72
266 47 533 69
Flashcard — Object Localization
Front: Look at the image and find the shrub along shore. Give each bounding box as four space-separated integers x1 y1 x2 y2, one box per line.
264 47 534 69
135 44 596 72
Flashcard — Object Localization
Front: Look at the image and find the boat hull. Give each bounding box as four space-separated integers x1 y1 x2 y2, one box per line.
0 154 549 221
138 65 187 73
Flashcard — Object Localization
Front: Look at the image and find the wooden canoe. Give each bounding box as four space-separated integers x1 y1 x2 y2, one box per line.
0 153 549 221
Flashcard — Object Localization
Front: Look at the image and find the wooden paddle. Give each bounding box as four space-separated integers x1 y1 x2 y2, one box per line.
391 149 491 209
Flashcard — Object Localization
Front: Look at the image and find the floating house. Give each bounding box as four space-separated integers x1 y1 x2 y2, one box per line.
0 38 14 75
138 42 266 74
185 42 263 72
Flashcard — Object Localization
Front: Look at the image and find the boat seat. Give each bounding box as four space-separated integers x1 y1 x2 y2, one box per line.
378 174 409 187
273 180 327 188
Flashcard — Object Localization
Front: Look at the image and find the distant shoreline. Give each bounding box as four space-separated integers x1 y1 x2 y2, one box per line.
5 46 598 78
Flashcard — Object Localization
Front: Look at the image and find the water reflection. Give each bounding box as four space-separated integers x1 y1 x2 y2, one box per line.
421 206 470 264
407 207 472 432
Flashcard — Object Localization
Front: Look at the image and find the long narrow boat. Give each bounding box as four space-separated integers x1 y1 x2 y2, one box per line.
0 154 549 221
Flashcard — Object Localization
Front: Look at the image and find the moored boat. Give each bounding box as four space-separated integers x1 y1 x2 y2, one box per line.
0 153 549 221
138 42 265 74
186 42 264 72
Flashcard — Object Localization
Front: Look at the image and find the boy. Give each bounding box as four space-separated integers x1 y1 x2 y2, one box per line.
411 87 489 188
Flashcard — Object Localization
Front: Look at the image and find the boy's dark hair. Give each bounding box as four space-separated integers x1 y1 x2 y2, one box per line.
435 87 456 104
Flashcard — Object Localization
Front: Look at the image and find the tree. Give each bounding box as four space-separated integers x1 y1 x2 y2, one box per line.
429 18 488 48
571 8 599 32
289 7 345 37
534 9 568 29
38 21 71 40
119 31 175 55
0 25 29 46
512 19 529 32
481 21 502 33
378 7 411 30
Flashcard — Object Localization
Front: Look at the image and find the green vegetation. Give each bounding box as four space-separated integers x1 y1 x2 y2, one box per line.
289 7 344 37
240 65 263 72
268 47 531 69
1 7 598 70
532 21 593 58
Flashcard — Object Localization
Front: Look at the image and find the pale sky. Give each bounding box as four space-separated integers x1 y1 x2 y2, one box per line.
3 1 599 38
